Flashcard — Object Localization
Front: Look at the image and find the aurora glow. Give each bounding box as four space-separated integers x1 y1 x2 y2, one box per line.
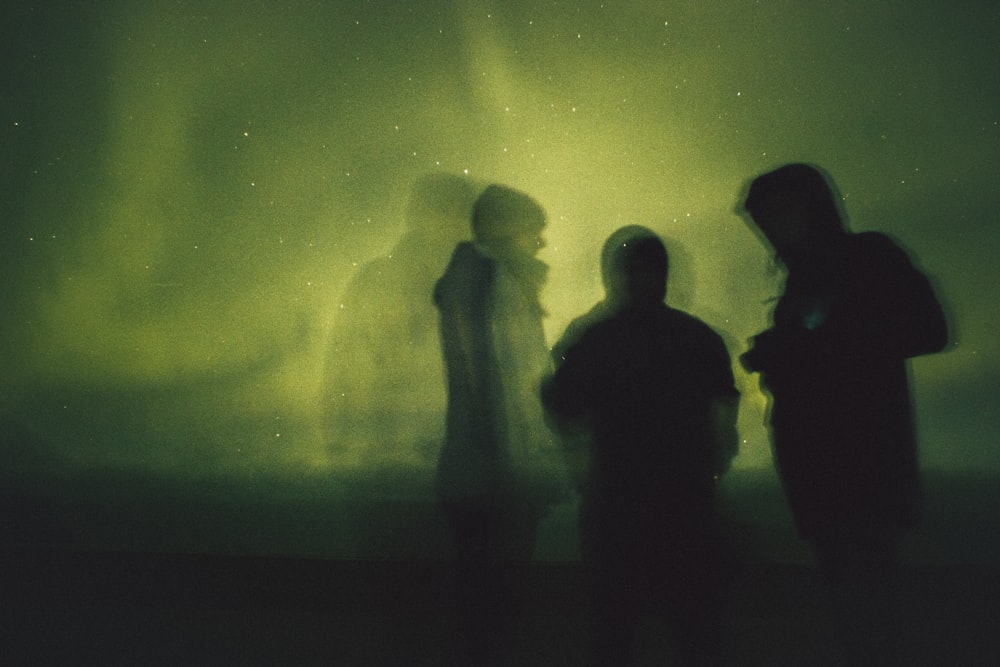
1 2 997 527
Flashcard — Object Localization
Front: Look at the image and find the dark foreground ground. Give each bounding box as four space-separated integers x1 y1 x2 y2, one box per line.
3 549 999 666
1 468 997 664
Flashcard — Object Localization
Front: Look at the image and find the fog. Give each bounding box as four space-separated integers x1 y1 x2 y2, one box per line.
2 1 998 559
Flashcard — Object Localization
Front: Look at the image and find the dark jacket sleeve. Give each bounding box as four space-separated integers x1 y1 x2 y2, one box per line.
851 233 948 359
540 333 594 423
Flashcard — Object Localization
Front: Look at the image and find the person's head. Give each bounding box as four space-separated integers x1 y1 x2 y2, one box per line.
601 226 668 306
471 184 546 256
743 163 846 266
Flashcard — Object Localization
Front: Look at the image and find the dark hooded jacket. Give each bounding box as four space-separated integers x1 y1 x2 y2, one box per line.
743 231 947 537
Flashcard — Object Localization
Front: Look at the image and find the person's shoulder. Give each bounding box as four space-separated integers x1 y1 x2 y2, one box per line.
442 242 497 277
660 308 733 362
561 305 627 356
571 308 616 342
434 242 495 304
445 240 482 265
852 230 899 250
845 232 929 285
344 253 393 285
662 305 723 338
850 231 912 266
552 312 589 364
597 303 718 344
562 302 612 340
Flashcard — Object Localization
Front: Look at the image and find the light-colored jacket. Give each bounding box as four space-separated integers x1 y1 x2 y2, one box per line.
434 241 565 506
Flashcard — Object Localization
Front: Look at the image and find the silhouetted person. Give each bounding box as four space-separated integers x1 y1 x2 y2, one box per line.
323 172 478 467
435 184 567 666
543 228 739 667
740 163 948 666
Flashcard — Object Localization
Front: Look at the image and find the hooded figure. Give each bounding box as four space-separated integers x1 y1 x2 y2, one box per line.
434 183 566 666
741 163 948 664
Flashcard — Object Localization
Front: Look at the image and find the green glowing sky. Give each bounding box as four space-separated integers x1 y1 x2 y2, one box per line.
2 1 998 479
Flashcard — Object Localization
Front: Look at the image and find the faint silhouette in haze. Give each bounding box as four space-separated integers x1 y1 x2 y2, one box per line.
435 183 568 666
323 172 478 468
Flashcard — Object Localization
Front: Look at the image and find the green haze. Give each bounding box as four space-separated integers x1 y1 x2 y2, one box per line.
2 1 997 490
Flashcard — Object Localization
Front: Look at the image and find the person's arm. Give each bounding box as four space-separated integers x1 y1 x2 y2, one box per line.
437 245 503 454
706 330 740 479
540 334 599 492
834 233 948 360
879 254 948 359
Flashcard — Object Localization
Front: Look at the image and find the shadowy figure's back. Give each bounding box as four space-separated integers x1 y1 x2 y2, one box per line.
740 162 949 665
322 173 478 467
